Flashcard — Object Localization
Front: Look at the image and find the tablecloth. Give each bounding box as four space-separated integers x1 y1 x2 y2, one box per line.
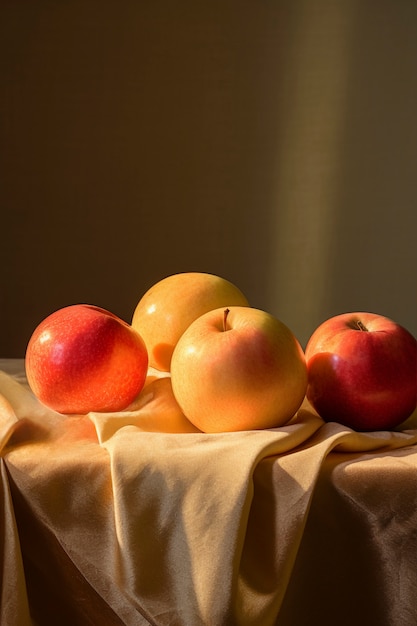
1 359 417 625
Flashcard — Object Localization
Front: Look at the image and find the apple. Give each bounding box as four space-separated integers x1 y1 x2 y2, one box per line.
25 304 148 414
170 306 308 432
131 272 249 371
305 312 417 431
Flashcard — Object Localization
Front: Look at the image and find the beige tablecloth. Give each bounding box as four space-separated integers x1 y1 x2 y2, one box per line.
1 359 417 625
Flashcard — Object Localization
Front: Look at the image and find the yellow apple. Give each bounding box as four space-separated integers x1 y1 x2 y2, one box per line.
170 306 308 432
131 272 249 371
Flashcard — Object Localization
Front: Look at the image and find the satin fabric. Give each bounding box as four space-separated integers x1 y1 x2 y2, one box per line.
1 360 417 625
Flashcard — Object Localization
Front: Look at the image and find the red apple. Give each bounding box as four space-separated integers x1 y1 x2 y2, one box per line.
305 312 417 431
131 272 249 371
25 304 148 414
170 306 308 432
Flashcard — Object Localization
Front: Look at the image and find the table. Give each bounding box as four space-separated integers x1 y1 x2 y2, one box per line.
1 359 417 625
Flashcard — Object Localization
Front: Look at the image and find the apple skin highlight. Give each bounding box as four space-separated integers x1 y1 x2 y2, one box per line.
305 312 417 431
171 306 308 433
131 272 249 371
25 304 148 415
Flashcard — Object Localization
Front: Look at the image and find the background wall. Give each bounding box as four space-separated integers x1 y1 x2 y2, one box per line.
1 0 416 357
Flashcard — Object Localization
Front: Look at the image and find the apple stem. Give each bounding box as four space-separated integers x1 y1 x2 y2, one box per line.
355 320 368 332
223 308 230 332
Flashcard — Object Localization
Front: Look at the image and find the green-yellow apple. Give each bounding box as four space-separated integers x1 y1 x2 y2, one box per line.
305 312 417 431
25 304 148 414
170 306 308 432
131 272 249 371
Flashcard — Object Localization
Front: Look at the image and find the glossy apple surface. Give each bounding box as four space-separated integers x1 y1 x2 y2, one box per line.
170 306 308 432
25 304 148 414
131 272 249 371
305 312 417 431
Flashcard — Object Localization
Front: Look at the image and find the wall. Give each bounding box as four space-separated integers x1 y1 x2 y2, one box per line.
1 0 416 356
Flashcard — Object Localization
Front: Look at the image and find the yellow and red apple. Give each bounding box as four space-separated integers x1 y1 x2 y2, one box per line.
25 304 148 414
305 312 417 431
131 272 249 371
170 306 308 432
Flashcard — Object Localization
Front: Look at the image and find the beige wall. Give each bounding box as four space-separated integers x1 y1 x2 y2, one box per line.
1 1 416 357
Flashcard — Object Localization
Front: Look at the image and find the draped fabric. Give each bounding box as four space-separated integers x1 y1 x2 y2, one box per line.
1 360 417 625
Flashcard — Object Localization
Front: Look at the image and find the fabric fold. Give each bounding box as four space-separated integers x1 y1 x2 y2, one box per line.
100 411 417 625
1 364 416 625
1 459 32 626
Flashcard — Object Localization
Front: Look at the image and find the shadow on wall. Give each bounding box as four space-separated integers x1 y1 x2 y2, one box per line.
325 1 417 338
267 0 417 346
1 1 416 357
0 1 289 356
